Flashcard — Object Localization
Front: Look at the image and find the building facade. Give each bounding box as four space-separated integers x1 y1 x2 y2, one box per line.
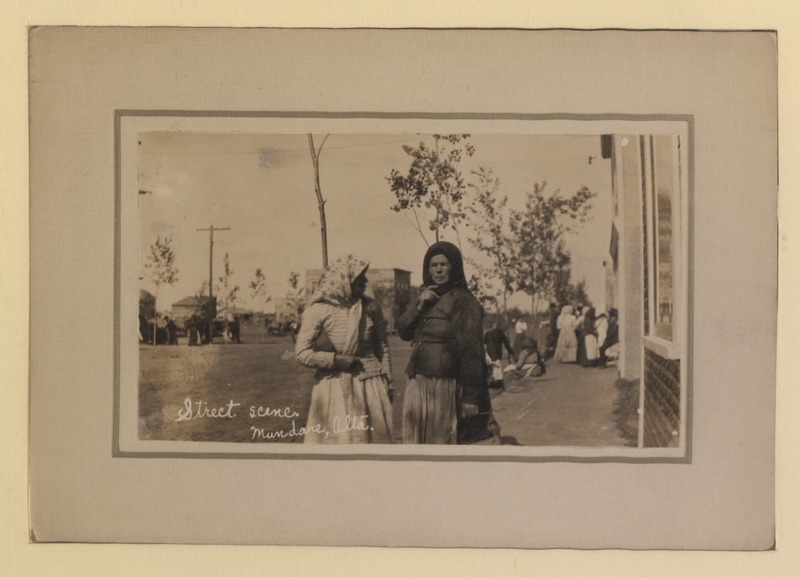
607 132 688 450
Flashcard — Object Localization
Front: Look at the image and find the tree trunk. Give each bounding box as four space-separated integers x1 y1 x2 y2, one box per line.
152 286 159 346
308 134 329 269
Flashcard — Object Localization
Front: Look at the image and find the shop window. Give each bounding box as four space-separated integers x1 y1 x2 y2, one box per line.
643 134 682 357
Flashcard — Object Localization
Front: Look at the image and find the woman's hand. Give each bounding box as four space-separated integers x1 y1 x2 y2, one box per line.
416 287 440 311
460 402 480 418
332 354 361 371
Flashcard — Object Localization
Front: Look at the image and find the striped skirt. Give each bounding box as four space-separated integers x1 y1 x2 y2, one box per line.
402 374 459 444
304 374 393 444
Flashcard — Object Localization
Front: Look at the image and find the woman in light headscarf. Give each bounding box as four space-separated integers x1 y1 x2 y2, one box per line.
397 241 494 444
295 255 394 444
554 305 578 363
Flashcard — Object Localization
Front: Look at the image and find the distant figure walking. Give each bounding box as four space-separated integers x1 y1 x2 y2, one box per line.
554 305 578 363
484 321 515 390
512 316 529 358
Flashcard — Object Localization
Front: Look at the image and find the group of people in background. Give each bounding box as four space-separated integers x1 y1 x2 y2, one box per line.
138 313 179 345
553 304 619 367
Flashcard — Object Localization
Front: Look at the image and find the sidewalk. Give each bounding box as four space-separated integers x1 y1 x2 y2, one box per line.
490 360 627 447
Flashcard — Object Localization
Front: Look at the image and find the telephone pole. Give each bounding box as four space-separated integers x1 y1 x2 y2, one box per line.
196 225 231 299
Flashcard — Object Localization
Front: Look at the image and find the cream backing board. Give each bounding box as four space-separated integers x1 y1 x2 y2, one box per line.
29 28 776 548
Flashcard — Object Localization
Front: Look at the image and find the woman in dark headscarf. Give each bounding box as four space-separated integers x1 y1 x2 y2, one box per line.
295 255 394 444
397 241 493 444
582 306 599 367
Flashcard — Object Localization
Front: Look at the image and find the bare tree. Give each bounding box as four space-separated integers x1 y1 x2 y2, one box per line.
308 134 331 268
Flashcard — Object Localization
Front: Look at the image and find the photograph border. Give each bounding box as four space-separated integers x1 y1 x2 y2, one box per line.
114 109 695 464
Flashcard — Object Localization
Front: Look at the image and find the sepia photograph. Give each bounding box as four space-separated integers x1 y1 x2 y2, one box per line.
128 119 690 457
27 27 777 549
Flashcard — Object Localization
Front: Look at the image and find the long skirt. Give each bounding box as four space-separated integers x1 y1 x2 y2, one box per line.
402 374 459 444
554 327 578 363
584 334 599 363
304 374 393 444
576 329 587 365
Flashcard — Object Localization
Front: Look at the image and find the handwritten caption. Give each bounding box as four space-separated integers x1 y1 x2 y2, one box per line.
174 397 370 440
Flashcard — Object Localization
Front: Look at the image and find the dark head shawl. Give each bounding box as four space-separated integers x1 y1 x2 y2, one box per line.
421 241 469 294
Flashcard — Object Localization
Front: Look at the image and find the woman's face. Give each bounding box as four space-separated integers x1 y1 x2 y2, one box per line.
428 254 452 286
350 272 368 299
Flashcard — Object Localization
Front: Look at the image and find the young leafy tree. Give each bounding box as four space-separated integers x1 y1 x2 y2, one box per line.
467 273 500 314
464 167 516 321
215 252 240 319
285 271 303 320
509 182 595 319
143 235 179 345
387 134 475 246
249 267 272 314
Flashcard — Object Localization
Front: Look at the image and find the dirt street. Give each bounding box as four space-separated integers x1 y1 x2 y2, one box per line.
490 361 628 447
139 326 631 447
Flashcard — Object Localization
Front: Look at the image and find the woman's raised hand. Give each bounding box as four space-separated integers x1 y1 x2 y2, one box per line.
416 287 440 311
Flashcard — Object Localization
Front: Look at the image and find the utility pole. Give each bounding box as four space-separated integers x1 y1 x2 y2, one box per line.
197 225 230 344
197 225 231 299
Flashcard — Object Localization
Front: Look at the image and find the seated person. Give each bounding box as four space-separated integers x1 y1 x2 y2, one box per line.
504 332 547 378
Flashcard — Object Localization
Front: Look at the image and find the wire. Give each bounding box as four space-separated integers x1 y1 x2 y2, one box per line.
138 135 427 156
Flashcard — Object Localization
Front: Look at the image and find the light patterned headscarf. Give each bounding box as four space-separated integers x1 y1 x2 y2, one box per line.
309 255 370 308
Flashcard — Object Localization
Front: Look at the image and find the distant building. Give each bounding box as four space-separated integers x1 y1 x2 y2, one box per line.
305 267 413 333
170 296 217 328
273 297 302 323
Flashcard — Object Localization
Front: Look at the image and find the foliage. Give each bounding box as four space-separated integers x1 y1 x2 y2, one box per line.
284 271 304 319
143 236 180 300
508 181 595 315
215 252 240 318
387 134 475 246
467 273 500 313
552 267 592 308
249 267 272 313
143 235 180 345
465 168 515 319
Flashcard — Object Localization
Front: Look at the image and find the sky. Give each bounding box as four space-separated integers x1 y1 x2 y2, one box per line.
138 132 614 314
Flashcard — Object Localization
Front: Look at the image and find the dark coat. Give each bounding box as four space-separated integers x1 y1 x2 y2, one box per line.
397 285 487 407
484 328 513 362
